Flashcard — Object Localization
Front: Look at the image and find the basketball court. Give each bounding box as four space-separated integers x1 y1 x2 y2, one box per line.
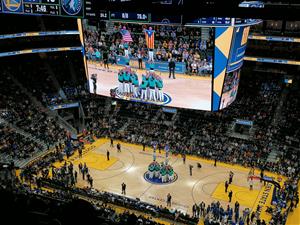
87 61 212 110
51 138 287 224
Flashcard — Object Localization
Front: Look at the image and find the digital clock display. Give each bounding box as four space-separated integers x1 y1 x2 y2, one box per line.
24 3 59 15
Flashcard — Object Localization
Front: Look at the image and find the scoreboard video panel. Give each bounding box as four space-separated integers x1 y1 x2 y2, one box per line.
0 0 84 17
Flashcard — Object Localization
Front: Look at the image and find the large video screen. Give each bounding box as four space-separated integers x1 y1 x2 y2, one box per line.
219 70 240 110
83 20 214 110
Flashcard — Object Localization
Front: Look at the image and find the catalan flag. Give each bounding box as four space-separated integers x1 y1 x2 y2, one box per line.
120 28 133 42
145 29 155 49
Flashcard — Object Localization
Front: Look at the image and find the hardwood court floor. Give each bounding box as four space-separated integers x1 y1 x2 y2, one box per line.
51 138 289 224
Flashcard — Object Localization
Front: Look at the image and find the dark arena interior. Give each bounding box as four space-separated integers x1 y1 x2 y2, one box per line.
0 1 299 225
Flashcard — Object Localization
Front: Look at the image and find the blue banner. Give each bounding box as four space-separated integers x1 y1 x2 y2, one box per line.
235 119 253 126
248 35 300 43
0 30 79 40
0 46 83 57
49 102 79 110
244 56 300 65
162 107 177 114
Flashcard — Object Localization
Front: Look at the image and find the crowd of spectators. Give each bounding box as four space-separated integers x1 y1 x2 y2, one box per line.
0 125 43 160
0 64 67 161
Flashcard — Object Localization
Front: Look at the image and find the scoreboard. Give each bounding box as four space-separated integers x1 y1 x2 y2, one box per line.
192 17 232 25
0 0 84 17
109 11 149 22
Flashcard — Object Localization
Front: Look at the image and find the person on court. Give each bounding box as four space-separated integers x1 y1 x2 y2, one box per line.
148 75 156 102
110 138 114 147
142 142 146 151
260 169 264 183
167 193 172 207
182 153 186 164
168 58 176 79
117 143 121 152
137 51 143 69
228 190 233 202
225 180 229 193
118 71 124 94
123 71 131 96
103 48 109 70
229 171 234 184
140 76 148 100
189 164 193 176
132 72 139 98
249 177 254 190
107 150 110 161
155 77 164 102
91 74 97 94
121 182 126 195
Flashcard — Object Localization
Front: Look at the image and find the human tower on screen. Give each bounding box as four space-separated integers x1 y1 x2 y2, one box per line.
116 64 164 103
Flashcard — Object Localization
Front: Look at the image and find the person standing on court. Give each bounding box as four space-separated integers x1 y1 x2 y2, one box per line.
182 153 186 164
214 157 217 167
229 171 234 184
192 203 197 218
107 150 110 161
168 58 176 79
121 182 126 195
225 180 229 193
199 201 205 216
110 138 114 147
249 177 254 190
78 162 82 174
260 169 264 183
142 141 146 151
117 143 121 152
234 201 240 215
137 51 143 69
189 164 193 176
228 190 233 202
103 48 109 70
196 204 200 218
167 193 172 207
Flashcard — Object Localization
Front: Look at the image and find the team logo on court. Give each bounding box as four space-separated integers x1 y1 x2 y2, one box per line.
113 87 172 106
144 172 178 185
61 0 82 15
3 0 22 12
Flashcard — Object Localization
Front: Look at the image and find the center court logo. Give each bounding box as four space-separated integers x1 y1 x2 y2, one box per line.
114 87 172 106
61 0 82 15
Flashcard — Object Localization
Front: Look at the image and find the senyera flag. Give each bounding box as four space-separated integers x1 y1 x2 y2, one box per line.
145 28 155 49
